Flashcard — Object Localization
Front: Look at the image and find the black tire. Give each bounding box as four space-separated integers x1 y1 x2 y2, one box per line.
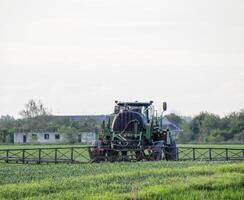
107 150 119 162
121 151 129 161
135 150 144 161
153 151 162 161
89 149 105 163
164 141 177 161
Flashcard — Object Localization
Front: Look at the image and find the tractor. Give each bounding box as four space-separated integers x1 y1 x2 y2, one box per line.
89 101 177 162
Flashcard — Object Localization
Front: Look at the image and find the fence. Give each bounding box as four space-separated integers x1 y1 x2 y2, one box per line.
0 146 243 164
177 147 244 161
0 147 90 164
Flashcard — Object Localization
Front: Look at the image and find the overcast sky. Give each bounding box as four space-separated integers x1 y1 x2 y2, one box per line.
0 0 243 118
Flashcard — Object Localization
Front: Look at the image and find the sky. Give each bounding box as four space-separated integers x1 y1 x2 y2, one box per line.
0 0 244 118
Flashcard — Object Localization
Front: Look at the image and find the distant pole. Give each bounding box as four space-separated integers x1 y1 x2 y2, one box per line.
71 147 74 163
225 148 228 161
22 149 25 164
209 148 212 161
193 148 196 161
54 148 58 164
38 149 41 164
6 150 9 163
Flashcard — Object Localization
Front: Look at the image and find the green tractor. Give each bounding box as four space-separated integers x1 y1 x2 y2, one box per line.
90 101 177 162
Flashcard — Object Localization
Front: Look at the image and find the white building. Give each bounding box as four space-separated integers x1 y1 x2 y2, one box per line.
14 132 63 144
14 132 96 144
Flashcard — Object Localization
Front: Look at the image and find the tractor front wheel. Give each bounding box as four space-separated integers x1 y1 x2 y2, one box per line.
164 141 177 161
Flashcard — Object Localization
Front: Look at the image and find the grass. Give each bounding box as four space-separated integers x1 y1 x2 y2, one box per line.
0 144 84 150
0 144 243 199
0 144 243 150
0 161 243 199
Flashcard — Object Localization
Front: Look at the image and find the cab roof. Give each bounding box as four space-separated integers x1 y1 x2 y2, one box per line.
115 101 153 107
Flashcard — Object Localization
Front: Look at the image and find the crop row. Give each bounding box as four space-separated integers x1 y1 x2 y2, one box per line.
0 161 243 199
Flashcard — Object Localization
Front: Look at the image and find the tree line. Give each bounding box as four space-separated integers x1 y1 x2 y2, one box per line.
0 99 243 144
166 111 244 143
0 100 99 143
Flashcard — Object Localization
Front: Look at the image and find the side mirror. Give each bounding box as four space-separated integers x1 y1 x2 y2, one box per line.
163 102 167 111
114 106 120 114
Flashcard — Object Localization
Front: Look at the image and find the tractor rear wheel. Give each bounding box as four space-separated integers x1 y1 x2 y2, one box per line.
89 147 106 163
164 141 177 161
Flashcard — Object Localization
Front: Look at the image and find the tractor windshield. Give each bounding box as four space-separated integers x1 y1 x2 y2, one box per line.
116 102 154 122
130 105 152 122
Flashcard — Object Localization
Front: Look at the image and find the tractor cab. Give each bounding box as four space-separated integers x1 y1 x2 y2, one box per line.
114 101 154 122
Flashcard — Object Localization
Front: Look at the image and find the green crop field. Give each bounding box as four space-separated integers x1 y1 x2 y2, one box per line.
0 144 244 199
0 144 84 150
0 161 244 200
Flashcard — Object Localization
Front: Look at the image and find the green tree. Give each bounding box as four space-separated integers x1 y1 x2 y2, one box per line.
165 113 182 127
190 112 221 142
19 99 49 118
177 120 192 143
0 115 15 143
